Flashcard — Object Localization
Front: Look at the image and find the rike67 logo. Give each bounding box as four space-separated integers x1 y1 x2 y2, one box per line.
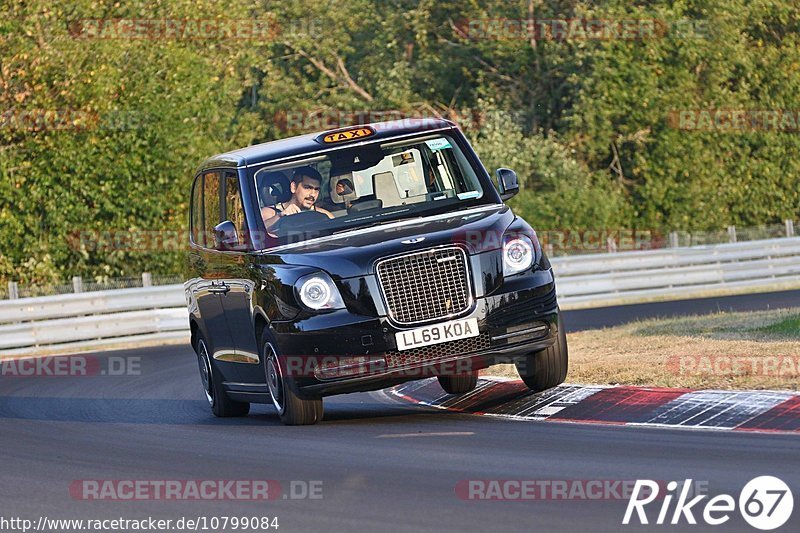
624 476 793 530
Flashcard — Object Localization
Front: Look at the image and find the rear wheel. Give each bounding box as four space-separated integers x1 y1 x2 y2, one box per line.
262 333 323 425
515 316 568 392
437 371 479 394
195 335 250 417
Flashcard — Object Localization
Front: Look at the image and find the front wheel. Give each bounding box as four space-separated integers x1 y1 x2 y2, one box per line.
195 335 250 417
515 316 568 392
437 371 479 394
262 334 323 425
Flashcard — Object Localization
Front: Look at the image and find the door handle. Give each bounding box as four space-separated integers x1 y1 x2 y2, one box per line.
209 283 230 295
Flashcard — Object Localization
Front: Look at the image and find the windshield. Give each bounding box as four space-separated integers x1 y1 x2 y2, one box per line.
251 133 495 247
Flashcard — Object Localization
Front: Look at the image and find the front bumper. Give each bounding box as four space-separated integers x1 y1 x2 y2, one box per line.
270 268 560 397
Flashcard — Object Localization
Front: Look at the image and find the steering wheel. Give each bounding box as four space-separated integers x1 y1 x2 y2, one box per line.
271 209 331 238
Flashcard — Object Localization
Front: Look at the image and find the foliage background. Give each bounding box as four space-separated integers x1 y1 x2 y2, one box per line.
1 0 798 284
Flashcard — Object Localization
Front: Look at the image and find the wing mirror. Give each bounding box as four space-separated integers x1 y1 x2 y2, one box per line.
214 220 242 251
495 168 520 200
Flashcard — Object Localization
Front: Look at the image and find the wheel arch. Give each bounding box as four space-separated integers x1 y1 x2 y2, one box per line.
253 309 270 346
190 318 200 351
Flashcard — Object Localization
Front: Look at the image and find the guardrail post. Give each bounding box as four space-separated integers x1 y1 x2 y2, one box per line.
8 281 18 300
668 232 679 248
786 219 795 237
606 237 617 253
142 272 152 287
727 226 737 243
72 276 83 293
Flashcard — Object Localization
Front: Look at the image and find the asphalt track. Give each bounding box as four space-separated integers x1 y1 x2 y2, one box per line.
1 292 799 532
562 288 800 332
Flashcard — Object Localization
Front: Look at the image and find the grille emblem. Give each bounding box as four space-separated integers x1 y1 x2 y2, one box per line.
401 237 425 244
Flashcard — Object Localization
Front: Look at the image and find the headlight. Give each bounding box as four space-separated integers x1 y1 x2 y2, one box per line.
503 234 535 276
295 273 345 311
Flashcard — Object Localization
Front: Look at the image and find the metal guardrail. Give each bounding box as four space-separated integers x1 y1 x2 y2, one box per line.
0 285 186 324
0 308 187 350
550 237 800 306
0 286 188 356
2 236 800 355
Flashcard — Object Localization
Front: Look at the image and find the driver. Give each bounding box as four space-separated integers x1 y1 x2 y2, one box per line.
261 166 334 231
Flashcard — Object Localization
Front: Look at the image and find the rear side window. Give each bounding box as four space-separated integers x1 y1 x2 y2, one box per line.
190 174 204 246
223 172 248 250
203 171 222 247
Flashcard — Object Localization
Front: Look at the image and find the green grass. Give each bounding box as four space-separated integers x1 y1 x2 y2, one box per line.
759 315 800 337
630 308 800 341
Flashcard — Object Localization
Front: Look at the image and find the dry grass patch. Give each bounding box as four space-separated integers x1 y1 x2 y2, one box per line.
484 308 800 390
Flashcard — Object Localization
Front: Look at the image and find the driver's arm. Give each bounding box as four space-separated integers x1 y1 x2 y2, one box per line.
316 207 335 219
261 206 281 230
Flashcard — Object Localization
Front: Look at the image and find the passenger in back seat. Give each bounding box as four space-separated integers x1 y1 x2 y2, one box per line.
335 178 355 207
318 171 356 214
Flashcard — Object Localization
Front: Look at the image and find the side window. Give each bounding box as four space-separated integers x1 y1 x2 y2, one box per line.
203 171 222 247
190 174 204 246
223 172 248 250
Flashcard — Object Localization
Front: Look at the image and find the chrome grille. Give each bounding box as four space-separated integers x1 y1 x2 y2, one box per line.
376 247 471 325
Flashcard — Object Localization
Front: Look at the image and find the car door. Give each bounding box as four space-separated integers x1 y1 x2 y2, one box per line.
216 171 265 385
188 170 241 381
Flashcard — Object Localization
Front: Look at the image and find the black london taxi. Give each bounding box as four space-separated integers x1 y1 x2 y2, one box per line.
185 118 567 425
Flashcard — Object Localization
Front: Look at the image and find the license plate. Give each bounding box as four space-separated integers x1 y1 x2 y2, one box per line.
395 318 479 351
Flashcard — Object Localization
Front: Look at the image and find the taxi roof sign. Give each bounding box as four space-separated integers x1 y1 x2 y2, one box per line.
317 126 376 145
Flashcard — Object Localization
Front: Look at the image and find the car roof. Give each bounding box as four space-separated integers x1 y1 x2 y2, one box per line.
197 117 458 173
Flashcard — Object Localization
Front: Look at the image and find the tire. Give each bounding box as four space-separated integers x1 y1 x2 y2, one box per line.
262 332 323 425
437 371 479 394
515 316 568 392
195 335 250 417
